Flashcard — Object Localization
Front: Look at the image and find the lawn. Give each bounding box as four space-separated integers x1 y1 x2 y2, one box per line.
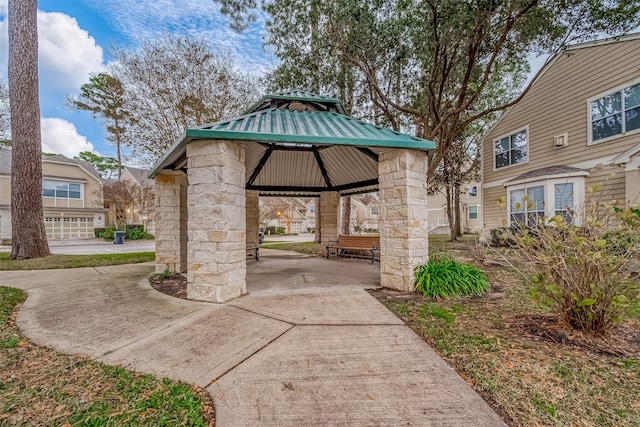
0 252 155 270
0 286 215 426
373 240 640 426
260 241 324 255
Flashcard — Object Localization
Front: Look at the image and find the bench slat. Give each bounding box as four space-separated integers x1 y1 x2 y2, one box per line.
326 235 380 263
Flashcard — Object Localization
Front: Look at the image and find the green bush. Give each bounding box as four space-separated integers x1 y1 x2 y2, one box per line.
101 226 154 241
125 225 154 240
414 259 490 299
509 192 640 335
101 228 115 240
93 228 105 238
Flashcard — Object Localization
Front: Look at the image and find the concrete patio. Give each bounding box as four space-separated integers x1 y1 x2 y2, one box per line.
1 254 505 426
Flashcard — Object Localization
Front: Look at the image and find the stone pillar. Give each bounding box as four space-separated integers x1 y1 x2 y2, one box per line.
154 170 188 273
319 191 339 245
378 148 429 291
186 140 246 303
246 190 260 245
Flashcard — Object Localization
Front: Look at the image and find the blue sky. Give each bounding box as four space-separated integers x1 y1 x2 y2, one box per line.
0 0 273 160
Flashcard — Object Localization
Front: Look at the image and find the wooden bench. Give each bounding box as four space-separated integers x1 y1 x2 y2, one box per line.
246 242 259 260
326 235 380 263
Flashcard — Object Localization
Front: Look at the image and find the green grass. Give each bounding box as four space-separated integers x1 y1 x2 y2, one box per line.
386 298 640 425
0 252 155 270
260 241 324 255
0 285 214 425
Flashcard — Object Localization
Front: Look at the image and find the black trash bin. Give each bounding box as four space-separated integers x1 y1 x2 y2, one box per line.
114 231 125 244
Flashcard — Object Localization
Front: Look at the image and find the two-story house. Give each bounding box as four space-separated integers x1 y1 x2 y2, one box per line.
0 151 105 240
481 33 640 234
119 166 156 234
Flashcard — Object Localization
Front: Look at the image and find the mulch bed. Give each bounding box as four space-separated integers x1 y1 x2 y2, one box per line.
503 314 640 358
149 273 188 300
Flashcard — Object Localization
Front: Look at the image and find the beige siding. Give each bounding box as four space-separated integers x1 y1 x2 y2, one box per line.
482 186 508 230
482 37 640 225
2 159 105 240
586 165 627 204
120 167 137 184
43 161 103 208
0 175 9 206
626 169 640 204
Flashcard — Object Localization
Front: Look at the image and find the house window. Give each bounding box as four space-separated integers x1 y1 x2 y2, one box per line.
370 207 379 216
468 185 478 198
468 205 478 220
509 185 544 226
494 128 528 169
507 178 583 227
42 180 82 200
590 82 640 143
554 183 574 223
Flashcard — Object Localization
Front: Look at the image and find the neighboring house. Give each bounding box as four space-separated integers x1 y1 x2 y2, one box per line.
481 33 640 235
0 151 105 240
425 184 483 234
262 197 312 234
119 166 155 234
349 189 482 235
350 194 380 233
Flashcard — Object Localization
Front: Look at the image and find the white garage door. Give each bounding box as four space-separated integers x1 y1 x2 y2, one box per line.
45 217 94 240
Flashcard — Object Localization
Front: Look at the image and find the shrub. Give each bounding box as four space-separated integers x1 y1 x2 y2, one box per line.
507 191 640 335
414 259 490 299
93 227 105 238
101 228 115 240
125 225 154 240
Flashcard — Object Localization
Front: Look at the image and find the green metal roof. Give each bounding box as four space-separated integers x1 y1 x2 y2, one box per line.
242 89 345 115
190 108 434 149
150 92 436 195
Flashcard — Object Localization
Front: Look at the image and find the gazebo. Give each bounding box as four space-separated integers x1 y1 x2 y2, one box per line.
149 90 436 302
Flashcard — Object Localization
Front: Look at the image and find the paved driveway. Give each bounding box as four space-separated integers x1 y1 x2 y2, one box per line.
0 239 155 255
1 258 505 426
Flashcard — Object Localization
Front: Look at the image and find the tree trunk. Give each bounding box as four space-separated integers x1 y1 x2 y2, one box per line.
454 185 462 237
9 0 50 259
115 117 122 179
341 195 351 235
314 198 321 243
446 186 457 242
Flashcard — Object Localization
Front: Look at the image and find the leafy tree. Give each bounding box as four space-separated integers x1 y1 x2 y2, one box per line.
102 180 154 230
8 0 50 259
74 151 120 179
110 34 259 162
263 0 639 241
67 73 130 178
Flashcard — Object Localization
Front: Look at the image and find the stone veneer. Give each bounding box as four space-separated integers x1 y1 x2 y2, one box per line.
186 140 247 303
246 190 260 245
154 170 187 273
378 148 429 291
319 191 339 246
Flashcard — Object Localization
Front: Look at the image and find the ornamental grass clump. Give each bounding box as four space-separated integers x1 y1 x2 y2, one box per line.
414 257 490 299
508 186 640 335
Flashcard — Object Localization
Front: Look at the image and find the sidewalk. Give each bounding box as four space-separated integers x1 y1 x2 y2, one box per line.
1 262 505 426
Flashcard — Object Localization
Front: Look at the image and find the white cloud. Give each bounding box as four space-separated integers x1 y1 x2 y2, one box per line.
0 6 105 90
84 0 274 75
41 117 94 157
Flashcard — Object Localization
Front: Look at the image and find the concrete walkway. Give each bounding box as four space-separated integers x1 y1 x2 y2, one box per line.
1 259 505 426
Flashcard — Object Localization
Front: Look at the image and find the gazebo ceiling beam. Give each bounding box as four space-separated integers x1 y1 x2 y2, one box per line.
355 147 379 162
247 178 378 194
257 142 328 152
313 148 333 188
246 146 274 187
